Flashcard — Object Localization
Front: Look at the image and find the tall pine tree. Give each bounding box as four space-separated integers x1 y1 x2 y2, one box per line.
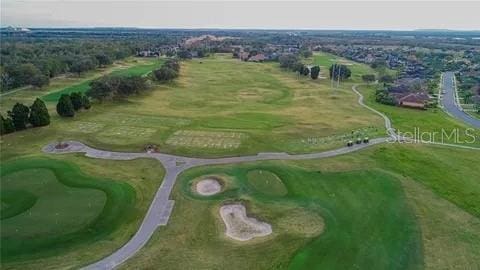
82 95 91 109
70 92 83 111
0 114 15 135
56 94 75 117
8 103 30 130
29 98 50 127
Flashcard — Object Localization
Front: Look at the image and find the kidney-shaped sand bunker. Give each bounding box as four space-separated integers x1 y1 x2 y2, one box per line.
220 204 272 241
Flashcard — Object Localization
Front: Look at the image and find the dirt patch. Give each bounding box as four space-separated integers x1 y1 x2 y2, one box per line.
220 204 272 241
196 178 222 196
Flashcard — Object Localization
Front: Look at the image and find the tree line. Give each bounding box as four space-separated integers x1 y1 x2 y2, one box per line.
85 59 180 102
0 40 136 91
1 98 50 135
278 54 354 81
278 54 321 79
57 92 91 117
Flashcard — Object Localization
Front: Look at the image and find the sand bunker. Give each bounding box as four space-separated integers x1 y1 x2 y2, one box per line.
220 204 272 241
196 178 221 196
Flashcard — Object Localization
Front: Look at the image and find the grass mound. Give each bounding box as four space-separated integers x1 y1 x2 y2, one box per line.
247 169 287 196
0 190 37 220
0 158 136 262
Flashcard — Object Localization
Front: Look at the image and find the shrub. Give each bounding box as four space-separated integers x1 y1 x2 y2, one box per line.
82 95 91 109
362 74 376 84
154 67 178 82
311 66 321 79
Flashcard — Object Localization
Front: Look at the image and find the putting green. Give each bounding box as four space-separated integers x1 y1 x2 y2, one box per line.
137 163 421 270
0 158 135 262
247 169 287 196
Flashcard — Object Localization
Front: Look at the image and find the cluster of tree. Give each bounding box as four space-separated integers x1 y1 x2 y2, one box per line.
278 54 321 79
86 75 148 102
300 49 313 58
379 74 395 84
375 88 396 106
1 40 136 91
1 98 50 135
361 74 376 84
329 64 352 81
279 54 301 70
176 48 210 59
153 59 180 82
56 92 91 117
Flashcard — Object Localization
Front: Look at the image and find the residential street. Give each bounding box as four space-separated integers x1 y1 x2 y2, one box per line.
442 72 480 128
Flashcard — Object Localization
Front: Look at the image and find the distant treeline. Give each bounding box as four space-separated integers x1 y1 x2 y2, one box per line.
0 37 177 92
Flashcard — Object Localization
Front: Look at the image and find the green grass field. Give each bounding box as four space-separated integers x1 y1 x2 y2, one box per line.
122 160 421 270
1 52 479 269
0 156 165 269
0 53 385 158
121 143 480 270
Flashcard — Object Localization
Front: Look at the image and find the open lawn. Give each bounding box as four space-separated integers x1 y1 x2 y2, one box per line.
1 52 479 269
0 53 385 158
0 156 165 269
121 143 479 270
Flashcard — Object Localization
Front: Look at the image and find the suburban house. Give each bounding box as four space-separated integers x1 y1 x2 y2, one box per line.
248 54 266 62
239 52 249 61
393 92 430 109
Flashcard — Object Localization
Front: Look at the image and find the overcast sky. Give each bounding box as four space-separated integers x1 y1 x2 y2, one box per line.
1 1 480 30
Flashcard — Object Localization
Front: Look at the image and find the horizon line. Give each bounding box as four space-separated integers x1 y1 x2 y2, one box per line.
2 26 480 32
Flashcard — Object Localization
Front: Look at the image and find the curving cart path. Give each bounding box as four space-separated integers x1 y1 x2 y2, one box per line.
43 84 458 269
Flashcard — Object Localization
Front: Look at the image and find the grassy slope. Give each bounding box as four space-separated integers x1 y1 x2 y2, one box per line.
0 156 165 269
293 143 480 269
1 158 130 261
122 155 422 270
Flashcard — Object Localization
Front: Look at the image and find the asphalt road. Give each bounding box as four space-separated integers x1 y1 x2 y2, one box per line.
442 72 480 128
